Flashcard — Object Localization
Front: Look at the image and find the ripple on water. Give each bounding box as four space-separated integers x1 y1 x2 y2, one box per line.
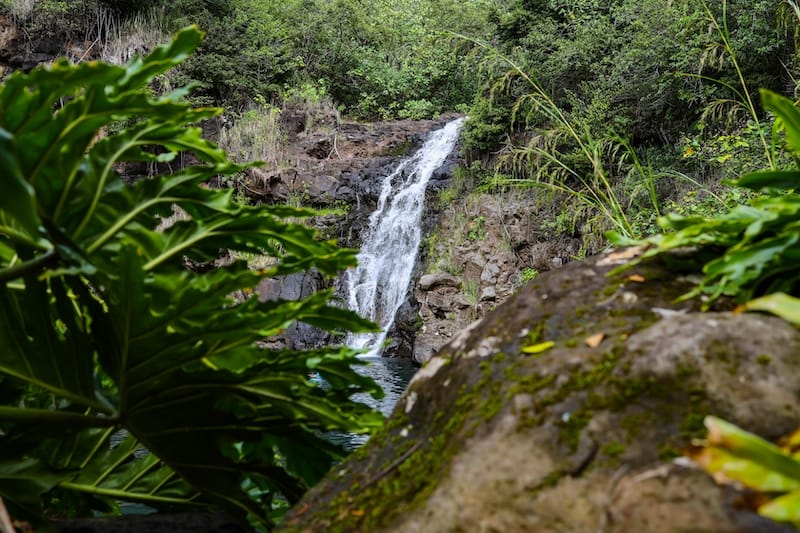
326 356 417 450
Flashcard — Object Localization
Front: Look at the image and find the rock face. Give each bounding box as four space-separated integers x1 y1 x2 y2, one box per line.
246 108 461 222
278 248 800 532
248 111 464 354
414 192 583 364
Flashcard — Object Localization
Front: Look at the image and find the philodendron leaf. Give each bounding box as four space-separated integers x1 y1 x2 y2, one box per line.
60 430 203 509
0 25 382 529
0 129 40 238
0 279 101 411
0 458 64 524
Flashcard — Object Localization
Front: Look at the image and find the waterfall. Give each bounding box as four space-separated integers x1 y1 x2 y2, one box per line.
344 117 466 356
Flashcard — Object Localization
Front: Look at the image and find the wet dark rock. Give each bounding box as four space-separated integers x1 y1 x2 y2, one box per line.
383 299 422 360
256 271 332 350
257 116 460 208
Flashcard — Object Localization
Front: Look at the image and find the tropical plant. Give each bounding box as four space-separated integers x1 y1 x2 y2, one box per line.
690 0 775 169
0 26 383 529
689 416 800 527
457 35 659 242
611 89 800 324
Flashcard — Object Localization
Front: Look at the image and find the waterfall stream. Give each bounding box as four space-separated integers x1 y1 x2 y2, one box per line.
343 117 466 356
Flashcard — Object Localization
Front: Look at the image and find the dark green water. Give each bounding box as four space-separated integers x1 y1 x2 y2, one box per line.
328 356 417 450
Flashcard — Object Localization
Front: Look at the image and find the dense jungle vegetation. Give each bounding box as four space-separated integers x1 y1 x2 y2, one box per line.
3 0 800 530
7 0 797 238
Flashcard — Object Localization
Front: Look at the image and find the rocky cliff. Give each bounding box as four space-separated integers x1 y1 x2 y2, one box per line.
246 107 464 354
413 188 586 363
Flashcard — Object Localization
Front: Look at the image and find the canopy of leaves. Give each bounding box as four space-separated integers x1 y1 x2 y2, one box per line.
80 0 493 117
0 25 383 529
464 0 794 151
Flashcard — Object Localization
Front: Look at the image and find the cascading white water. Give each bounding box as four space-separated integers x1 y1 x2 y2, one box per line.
344 118 466 356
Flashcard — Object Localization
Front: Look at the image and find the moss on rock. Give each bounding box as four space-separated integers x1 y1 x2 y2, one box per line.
279 251 800 532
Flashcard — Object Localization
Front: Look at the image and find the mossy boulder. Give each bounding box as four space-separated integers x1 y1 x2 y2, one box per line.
279 249 800 532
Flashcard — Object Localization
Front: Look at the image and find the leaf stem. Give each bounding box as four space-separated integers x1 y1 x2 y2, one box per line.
0 406 118 428
58 481 203 506
0 250 58 284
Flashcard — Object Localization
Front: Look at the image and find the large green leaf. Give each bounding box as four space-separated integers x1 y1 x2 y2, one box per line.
0 26 382 529
0 278 101 412
0 458 64 524
762 89 800 155
737 170 800 191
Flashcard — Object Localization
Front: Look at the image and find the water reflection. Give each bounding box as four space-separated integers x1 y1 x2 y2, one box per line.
328 356 417 450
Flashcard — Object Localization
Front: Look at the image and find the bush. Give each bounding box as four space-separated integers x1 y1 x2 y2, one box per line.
615 89 800 321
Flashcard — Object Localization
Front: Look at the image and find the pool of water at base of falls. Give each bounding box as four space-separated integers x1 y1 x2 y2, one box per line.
325 356 418 451
112 357 415 516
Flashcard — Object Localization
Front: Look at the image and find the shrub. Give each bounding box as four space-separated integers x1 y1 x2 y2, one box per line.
613 89 800 321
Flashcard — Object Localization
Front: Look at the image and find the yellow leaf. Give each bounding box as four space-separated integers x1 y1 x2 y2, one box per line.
522 341 555 354
746 293 800 326
351 509 365 517
627 274 645 283
584 333 604 348
598 245 649 266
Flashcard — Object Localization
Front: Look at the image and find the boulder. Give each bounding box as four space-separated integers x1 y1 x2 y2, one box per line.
279 249 800 532
411 334 439 365
417 272 462 291
255 271 332 350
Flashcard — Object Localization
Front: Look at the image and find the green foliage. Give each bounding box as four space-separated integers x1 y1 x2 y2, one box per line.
470 0 793 148
614 89 800 317
467 216 486 242
460 95 513 153
520 267 538 283
680 122 776 183
459 37 661 242
1 0 104 44
167 0 302 107
454 0 800 253
690 416 800 527
0 26 383 528
398 99 436 121
81 0 492 116
293 0 489 119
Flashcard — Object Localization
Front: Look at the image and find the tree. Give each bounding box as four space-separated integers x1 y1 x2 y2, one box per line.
0 26 382 529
